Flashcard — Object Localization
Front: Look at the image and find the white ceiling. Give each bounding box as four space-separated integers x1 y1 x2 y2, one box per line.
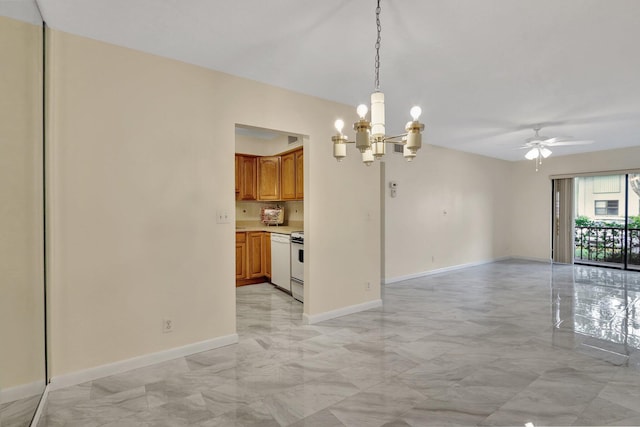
34 0 640 161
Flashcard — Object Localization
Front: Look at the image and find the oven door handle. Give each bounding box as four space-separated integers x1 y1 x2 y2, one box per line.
291 277 303 285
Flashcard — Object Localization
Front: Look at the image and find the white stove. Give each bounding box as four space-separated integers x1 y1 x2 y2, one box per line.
290 231 304 302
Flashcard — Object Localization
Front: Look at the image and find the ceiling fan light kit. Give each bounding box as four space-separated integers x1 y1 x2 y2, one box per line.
332 0 425 165
521 125 592 171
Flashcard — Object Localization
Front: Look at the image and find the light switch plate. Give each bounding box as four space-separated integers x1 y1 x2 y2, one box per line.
216 210 230 224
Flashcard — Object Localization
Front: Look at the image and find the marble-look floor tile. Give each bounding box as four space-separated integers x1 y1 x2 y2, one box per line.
44 382 92 410
573 396 640 426
329 379 426 427
261 371 360 425
195 400 280 427
288 408 346 427
400 396 494 427
0 395 41 427
90 357 190 399
37 263 640 426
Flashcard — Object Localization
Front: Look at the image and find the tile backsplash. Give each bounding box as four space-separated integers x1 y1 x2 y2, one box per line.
236 200 303 223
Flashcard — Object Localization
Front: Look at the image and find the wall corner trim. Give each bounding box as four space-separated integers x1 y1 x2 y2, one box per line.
48 334 238 391
29 385 49 427
303 299 383 325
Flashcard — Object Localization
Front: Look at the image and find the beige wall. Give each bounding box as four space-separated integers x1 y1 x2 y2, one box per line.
0 15 45 391
235 132 302 157
46 29 380 377
510 146 640 260
383 144 512 281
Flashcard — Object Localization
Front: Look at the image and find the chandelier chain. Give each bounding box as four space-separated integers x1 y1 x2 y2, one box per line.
374 0 381 91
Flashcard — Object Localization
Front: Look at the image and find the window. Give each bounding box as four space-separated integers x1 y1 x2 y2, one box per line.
594 200 619 216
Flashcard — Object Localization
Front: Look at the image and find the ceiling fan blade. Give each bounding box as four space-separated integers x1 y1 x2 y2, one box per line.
543 136 569 144
546 140 593 146
527 136 550 143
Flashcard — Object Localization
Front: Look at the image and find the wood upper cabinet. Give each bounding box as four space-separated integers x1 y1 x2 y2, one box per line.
281 152 296 200
235 155 240 195
295 149 304 199
257 156 281 201
281 148 303 200
235 232 247 280
236 155 257 201
247 231 264 278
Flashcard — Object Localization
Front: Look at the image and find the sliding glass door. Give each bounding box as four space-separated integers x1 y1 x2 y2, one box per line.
627 174 640 270
573 173 640 271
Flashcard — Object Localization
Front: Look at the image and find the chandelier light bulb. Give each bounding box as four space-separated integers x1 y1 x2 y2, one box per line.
540 147 552 158
410 106 422 121
334 119 345 133
357 104 368 119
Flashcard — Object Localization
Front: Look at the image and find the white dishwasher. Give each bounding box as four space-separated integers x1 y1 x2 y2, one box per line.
270 233 291 293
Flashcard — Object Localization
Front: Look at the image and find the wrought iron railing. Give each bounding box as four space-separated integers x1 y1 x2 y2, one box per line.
574 226 640 268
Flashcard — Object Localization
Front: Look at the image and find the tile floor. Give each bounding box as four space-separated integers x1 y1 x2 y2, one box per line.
36 260 640 426
1 394 42 427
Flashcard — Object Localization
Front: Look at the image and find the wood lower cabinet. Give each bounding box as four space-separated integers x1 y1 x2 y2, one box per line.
247 231 264 278
257 156 281 201
263 232 271 279
236 231 272 286
235 232 247 280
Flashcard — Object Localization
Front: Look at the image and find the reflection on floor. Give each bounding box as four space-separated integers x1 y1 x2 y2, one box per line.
38 260 640 426
0 394 41 427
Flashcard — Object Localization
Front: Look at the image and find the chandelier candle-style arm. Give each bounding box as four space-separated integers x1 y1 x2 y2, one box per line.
330 0 425 165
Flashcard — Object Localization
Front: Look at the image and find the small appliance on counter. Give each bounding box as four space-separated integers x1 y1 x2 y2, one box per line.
261 206 284 225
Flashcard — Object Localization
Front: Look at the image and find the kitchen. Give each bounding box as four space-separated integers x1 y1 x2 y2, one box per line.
234 125 304 302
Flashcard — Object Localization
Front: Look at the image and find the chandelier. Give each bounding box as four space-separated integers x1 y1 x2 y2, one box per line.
332 0 425 165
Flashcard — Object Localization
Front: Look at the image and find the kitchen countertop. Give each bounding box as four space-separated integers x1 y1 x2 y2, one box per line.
235 221 303 235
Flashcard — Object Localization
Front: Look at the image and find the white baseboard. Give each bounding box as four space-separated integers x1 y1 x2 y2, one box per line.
383 257 512 285
48 333 238 391
510 256 552 264
383 256 557 285
0 380 46 404
303 299 382 325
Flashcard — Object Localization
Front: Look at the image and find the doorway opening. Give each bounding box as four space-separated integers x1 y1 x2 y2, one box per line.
233 124 306 332
573 174 640 271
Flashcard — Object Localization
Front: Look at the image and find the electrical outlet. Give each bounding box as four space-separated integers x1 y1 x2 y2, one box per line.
163 318 173 333
365 281 371 291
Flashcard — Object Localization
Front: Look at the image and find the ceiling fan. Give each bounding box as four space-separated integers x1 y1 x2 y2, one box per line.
520 125 592 171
